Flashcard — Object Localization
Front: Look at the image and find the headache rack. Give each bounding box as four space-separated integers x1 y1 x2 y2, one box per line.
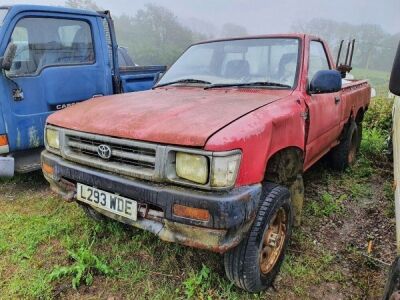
336 39 356 78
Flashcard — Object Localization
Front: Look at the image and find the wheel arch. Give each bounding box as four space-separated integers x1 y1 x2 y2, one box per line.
355 107 365 124
263 146 304 185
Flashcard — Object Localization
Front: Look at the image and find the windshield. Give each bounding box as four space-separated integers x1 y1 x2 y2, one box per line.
0 8 8 25
158 38 300 88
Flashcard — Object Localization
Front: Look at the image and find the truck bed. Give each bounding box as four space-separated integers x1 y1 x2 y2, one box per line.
120 65 167 93
340 79 371 126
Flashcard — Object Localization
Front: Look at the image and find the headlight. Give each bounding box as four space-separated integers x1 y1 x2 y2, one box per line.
45 127 60 150
211 154 241 188
176 152 208 184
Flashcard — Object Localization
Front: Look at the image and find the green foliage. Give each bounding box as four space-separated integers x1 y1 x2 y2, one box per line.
292 19 398 73
356 95 392 160
49 244 112 289
182 264 212 299
363 97 393 132
384 181 395 218
114 5 204 66
308 192 346 217
352 69 391 97
360 128 388 158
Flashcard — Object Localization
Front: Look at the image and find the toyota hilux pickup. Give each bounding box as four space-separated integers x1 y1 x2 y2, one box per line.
42 34 371 292
0 5 166 177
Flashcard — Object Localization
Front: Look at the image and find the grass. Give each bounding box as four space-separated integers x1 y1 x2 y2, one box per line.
0 151 393 299
307 192 346 217
0 91 395 299
352 68 390 97
49 243 113 289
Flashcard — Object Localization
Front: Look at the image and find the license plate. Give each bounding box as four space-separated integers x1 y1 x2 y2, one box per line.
77 183 137 221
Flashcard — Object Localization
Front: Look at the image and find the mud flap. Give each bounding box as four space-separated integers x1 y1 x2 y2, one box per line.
0 156 14 177
289 174 304 227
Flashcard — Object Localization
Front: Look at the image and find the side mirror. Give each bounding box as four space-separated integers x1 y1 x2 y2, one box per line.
1 43 17 71
309 70 342 94
390 42 400 96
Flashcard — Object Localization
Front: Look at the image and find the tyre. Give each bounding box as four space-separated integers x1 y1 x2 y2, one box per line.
224 183 293 292
79 203 106 222
329 120 359 171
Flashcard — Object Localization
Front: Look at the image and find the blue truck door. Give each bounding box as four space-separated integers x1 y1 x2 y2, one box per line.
0 13 112 157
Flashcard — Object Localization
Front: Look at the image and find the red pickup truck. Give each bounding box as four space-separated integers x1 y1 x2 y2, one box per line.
41 34 371 292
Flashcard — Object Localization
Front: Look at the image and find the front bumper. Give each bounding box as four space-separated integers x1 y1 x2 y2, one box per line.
0 156 14 177
42 151 262 252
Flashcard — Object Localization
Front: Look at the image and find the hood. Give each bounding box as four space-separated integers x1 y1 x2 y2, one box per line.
48 87 291 147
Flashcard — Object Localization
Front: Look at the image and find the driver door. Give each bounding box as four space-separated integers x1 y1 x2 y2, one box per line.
304 40 343 168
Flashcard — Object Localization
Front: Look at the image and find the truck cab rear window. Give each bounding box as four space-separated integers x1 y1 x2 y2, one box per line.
9 17 94 76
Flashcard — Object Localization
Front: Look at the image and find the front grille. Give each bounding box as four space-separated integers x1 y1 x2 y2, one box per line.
63 130 160 180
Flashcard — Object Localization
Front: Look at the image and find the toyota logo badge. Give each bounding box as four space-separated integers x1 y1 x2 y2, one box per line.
97 144 112 160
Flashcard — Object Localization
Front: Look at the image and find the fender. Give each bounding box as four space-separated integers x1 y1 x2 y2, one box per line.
205 96 306 187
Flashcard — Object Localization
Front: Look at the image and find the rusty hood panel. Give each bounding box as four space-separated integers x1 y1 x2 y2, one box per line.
47 87 291 147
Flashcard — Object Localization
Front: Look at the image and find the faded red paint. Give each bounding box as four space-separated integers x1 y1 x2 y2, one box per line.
48 87 292 147
47 34 371 188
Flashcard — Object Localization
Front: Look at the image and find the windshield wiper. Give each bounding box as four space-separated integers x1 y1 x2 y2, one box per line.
205 81 292 90
154 78 211 88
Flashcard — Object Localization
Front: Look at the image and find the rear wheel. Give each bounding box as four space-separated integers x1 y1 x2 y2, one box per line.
329 120 359 171
224 183 293 292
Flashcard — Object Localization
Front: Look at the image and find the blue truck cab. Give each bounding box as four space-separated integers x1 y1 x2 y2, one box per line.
0 5 166 177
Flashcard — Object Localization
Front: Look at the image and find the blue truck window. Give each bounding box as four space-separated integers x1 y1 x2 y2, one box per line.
9 17 94 76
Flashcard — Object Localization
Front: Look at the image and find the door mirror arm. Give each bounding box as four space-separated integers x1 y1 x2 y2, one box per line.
1 43 17 71
0 43 23 101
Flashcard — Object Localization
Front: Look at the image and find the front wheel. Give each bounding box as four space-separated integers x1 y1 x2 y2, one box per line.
224 183 293 292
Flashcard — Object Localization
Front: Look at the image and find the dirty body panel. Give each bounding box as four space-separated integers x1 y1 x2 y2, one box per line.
43 34 371 254
42 151 262 252
47 88 292 147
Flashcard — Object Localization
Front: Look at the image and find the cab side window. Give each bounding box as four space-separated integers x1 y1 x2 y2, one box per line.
9 17 94 76
308 41 330 80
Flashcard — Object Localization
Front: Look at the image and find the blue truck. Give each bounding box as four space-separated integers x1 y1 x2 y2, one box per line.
0 5 166 177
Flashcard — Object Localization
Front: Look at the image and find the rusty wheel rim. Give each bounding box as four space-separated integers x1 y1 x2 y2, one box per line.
348 130 358 165
259 208 288 274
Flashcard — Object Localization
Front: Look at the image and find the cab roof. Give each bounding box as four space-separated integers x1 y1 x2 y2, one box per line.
194 33 323 46
0 4 102 17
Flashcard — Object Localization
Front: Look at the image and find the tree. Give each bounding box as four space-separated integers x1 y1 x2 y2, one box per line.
220 23 248 38
64 1 207 66
65 0 101 11
292 18 398 72
114 4 204 66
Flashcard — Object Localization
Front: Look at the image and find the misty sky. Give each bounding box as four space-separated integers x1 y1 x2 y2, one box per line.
2 0 400 35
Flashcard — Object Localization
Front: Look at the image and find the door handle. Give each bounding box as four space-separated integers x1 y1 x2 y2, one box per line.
335 96 341 104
